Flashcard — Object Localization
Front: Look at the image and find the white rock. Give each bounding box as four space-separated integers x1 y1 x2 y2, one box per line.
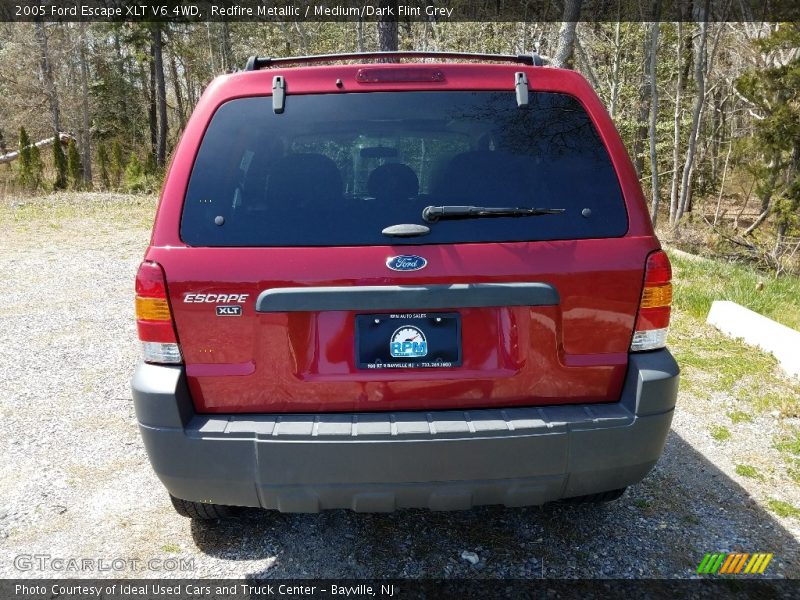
461 551 480 565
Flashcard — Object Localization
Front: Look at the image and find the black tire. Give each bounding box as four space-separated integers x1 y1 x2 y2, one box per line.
169 495 235 519
562 487 627 504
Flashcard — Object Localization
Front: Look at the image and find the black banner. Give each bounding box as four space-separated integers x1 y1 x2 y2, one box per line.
1 0 799 23
2 579 800 600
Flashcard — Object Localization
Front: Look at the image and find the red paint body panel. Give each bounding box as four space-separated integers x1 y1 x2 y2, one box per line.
144 62 661 414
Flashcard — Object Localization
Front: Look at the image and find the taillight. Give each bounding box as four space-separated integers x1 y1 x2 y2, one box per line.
631 250 672 352
135 261 182 364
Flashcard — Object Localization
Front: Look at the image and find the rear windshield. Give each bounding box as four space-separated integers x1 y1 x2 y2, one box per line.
181 91 628 246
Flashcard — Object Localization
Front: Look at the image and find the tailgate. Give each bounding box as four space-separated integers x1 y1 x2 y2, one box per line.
153 237 654 413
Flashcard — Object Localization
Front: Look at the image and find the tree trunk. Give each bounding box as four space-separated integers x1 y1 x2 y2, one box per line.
551 0 583 68
747 145 796 237
169 49 186 132
675 9 710 226
743 206 771 236
377 0 399 58
34 22 61 136
609 21 622 119
632 29 651 178
205 22 216 73
293 22 309 53
713 122 735 226
220 21 233 72
669 21 684 225
0 133 73 164
574 35 599 90
112 29 130 140
152 24 168 168
648 14 661 226
79 21 92 185
147 42 157 163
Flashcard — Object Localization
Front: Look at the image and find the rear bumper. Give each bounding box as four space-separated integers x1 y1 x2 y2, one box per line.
132 351 679 512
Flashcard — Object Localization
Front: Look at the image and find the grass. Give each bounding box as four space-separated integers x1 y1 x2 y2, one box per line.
767 499 800 519
709 425 731 442
788 465 800 485
774 430 800 456
727 410 753 424
734 464 763 480
0 192 157 232
161 543 181 553
670 312 778 390
667 250 800 331
668 308 800 418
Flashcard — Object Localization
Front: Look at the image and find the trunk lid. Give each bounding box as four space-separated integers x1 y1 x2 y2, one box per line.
154 237 654 413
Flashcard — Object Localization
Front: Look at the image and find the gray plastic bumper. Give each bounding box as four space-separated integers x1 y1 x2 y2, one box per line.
132 350 679 512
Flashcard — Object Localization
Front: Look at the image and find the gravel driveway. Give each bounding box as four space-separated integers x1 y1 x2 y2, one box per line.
1 194 798 579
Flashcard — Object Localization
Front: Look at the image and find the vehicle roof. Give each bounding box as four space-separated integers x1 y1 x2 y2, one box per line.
207 62 595 101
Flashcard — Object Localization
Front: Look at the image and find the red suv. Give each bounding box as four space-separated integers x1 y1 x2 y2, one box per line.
132 52 679 519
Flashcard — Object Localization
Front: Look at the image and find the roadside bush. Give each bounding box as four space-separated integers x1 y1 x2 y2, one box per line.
67 139 83 190
124 153 158 193
110 139 124 189
52 137 67 190
96 142 110 190
17 127 43 191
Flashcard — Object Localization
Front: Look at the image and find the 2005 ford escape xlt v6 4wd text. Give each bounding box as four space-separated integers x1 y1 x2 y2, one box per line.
132 51 679 519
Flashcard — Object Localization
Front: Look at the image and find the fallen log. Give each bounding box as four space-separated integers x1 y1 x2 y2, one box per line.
0 132 74 164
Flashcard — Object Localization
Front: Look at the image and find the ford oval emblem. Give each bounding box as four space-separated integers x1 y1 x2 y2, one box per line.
386 255 427 271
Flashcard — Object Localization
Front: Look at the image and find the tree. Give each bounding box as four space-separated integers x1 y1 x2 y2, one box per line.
67 138 82 189
668 21 685 225
78 21 92 186
17 127 43 191
377 0 398 57
110 139 124 189
152 24 168 168
647 7 661 225
168 43 186 132
125 153 143 185
675 4 711 226
35 21 61 137
552 0 583 68
736 23 800 261
97 142 110 190
52 137 67 190
34 22 61 136
147 40 158 162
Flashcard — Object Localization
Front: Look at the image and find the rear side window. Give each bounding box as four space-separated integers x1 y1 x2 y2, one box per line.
181 91 627 246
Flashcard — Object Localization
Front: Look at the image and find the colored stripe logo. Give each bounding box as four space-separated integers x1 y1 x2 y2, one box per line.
697 552 773 575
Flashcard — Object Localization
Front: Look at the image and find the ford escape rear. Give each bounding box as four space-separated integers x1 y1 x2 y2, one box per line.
131 51 679 519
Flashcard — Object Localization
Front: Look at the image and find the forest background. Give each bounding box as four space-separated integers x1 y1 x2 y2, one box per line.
1 2 798 273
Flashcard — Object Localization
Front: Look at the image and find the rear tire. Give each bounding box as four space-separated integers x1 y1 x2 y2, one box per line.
562 487 627 504
169 495 235 519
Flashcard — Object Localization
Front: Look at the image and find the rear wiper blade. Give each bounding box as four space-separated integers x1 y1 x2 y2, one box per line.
422 205 565 223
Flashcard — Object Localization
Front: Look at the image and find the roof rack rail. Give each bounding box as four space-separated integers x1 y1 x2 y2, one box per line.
244 51 545 71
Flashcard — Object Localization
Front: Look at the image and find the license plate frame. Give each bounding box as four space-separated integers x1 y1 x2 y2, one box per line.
355 312 462 370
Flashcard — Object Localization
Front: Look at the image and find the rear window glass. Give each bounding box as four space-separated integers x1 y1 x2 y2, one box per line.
181 91 627 246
